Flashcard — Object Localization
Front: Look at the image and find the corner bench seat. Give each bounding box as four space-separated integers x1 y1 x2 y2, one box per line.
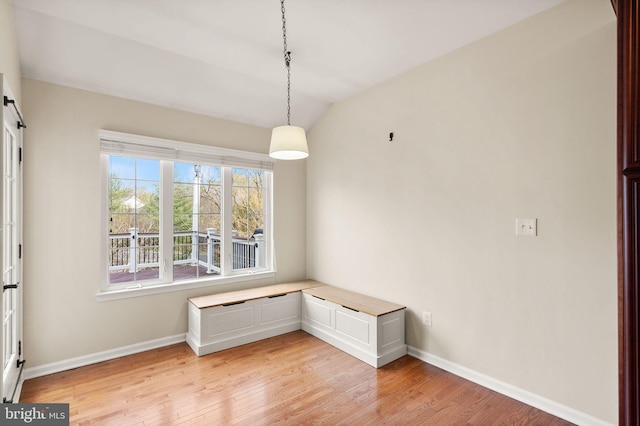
186 280 407 367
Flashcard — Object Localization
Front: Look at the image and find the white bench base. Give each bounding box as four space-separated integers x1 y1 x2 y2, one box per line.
186 281 407 368
300 293 406 368
187 292 301 357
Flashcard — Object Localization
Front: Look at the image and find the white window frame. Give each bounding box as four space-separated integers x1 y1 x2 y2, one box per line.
97 130 275 301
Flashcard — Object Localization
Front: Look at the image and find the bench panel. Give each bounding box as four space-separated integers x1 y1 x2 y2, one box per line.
208 304 254 336
259 293 300 325
335 308 370 345
303 296 333 328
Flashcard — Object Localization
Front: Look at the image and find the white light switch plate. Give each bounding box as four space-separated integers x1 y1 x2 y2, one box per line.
516 218 537 236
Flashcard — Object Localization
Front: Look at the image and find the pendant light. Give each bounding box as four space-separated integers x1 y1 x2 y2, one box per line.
269 0 309 160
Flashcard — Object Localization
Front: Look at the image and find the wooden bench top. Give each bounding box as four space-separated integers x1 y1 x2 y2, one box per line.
189 280 321 309
302 284 406 317
189 280 406 317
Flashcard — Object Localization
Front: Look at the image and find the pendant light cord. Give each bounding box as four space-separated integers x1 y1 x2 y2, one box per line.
281 0 291 126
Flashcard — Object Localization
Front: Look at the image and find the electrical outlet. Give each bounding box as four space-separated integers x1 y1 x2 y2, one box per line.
422 311 432 327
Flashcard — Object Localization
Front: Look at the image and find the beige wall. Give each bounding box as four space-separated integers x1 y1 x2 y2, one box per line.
21 79 306 367
307 0 617 423
0 0 21 101
10 0 619 422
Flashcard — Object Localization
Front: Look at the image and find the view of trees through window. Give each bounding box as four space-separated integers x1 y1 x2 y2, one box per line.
232 168 265 271
173 163 222 280
232 168 264 240
107 156 265 285
108 157 160 283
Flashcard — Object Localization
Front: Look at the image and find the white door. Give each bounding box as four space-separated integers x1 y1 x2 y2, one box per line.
2 81 24 403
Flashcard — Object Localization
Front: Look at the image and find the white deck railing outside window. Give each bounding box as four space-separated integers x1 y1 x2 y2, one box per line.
108 228 264 275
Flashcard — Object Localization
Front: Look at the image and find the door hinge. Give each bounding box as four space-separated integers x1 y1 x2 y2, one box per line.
2 354 25 403
18 244 22 259
18 341 21 357
18 147 22 163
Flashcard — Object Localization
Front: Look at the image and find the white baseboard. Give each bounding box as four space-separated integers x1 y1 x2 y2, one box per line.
22 333 186 381
407 345 613 426
15 334 613 426
301 321 407 368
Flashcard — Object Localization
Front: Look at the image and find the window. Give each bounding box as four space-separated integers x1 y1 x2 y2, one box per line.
100 131 274 299
108 157 161 284
231 168 266 271
173 163 222 280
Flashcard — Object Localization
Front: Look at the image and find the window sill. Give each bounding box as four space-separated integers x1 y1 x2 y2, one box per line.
96 271 276 302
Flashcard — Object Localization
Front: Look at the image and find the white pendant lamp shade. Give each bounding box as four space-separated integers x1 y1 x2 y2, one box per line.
269 125 309 160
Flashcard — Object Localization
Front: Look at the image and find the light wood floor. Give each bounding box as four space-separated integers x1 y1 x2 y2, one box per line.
20 331 573 425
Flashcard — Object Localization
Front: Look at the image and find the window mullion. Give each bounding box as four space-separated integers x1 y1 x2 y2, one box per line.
160 160 173 283
221 167 233 275
264 171 273 271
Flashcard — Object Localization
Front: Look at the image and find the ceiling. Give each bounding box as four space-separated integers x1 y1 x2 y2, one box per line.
11 0 566 130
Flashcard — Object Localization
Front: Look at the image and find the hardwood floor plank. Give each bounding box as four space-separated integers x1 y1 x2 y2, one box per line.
20 331 573 425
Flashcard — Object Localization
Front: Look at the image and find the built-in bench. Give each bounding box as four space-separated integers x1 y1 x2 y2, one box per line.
300 284 407 368
186 280 407 368
186 281 318 356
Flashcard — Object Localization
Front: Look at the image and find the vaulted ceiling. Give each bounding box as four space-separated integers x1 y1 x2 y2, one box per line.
11 0 566 130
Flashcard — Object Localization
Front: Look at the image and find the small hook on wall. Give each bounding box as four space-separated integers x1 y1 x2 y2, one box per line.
389 132 394 142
